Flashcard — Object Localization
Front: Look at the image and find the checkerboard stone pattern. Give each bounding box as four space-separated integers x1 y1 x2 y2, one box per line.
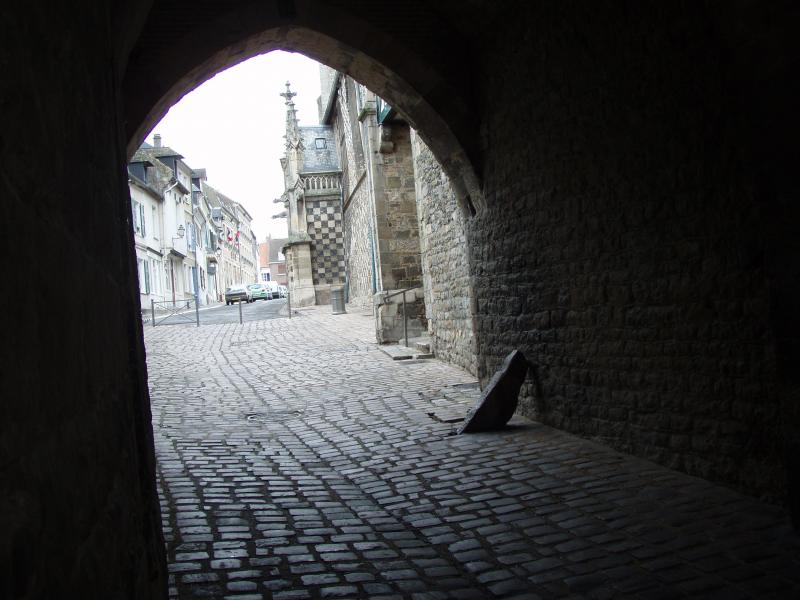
306 198 346 286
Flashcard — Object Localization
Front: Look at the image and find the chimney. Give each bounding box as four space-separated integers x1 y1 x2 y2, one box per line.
153 134 162 148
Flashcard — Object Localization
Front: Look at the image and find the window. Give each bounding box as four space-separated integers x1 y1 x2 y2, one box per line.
132 200 141 234
152 206 158 239
137 258 150 294
315 137 327 149
139 203 146 237
150 259 160 294
143 260 151 294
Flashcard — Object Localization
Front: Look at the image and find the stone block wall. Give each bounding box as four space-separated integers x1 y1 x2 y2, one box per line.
343 177 376 308
411 131 477 375
374 289 427 345
468 2 786 501
0 3 166 597
331 76 376 310
285 241 317 307
305 196 346 290
5 10 797 598
374 124 423 291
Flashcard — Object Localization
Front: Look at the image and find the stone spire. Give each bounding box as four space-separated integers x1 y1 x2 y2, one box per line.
280 81 300 147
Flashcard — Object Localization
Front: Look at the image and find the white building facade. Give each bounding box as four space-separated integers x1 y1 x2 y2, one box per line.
128 134 257 312
128 165 166 308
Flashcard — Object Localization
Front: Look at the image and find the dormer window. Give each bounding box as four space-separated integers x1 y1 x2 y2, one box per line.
315 138 327 149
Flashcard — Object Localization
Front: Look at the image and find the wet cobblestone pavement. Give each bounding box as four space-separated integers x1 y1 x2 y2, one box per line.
145 307 800 599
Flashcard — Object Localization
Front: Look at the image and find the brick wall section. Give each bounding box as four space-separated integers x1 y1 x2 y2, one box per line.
411 131 477 375
258 242 269 269
468 2 785 501
0 3 166 597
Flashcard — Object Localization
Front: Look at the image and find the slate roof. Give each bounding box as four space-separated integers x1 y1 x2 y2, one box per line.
127 171 161 199
148 146 184 160
300 126 339 173
202 183 253 223
129 146 177 193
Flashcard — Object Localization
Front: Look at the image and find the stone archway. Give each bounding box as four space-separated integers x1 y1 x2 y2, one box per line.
123 2 484 207
4 2 799 597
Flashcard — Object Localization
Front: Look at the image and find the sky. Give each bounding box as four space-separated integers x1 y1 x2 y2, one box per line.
146 51 323 242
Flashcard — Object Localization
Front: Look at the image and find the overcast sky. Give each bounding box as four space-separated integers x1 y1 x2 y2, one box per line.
146 51 323 242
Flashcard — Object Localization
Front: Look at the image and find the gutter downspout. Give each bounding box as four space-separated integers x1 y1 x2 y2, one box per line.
164 177 180 306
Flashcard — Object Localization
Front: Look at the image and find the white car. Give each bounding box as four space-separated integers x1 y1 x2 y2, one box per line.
264 281 280 299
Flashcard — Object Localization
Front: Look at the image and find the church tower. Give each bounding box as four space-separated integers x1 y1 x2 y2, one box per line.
277 82 344 307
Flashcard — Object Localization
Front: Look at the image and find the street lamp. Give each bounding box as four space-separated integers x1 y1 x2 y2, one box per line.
214 248 223 301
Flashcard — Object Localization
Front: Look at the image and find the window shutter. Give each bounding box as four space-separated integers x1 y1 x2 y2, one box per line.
132 201 139 233
143 260 151 294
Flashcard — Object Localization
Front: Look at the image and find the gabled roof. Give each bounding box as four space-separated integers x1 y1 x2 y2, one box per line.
127 170 161 200
200 181 253 225
148 146 184 160
129 146 177 195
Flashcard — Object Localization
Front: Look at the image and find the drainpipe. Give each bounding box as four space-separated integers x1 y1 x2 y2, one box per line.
340 185 350 303
170 259 176 305
164 177 181 306
369 227 378 295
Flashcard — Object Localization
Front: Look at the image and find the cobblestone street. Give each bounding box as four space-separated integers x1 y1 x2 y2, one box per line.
146 308 800 599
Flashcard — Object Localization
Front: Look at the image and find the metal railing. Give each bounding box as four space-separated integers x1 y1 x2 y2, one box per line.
383 284 422 348
151 299 200 327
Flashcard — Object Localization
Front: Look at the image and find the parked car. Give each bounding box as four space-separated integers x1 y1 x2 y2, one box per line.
265 281 280 299
248 282 272 301
224 284 252 305
278 285 288 298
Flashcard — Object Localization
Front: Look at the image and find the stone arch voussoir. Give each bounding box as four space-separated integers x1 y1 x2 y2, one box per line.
123 3 483 209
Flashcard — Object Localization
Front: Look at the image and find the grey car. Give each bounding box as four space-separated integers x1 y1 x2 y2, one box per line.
224 284 252 305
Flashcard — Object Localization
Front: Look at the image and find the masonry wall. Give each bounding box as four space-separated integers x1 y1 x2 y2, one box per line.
469 2 787 501
305 196 345 304
4 10 797 597
0 3 166 597
411 131 477 375
332 79 375 309
373 125 423 291
343 179 375 307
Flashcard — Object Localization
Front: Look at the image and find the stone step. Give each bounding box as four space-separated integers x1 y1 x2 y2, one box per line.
413 340 431 354
379 344 435 361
